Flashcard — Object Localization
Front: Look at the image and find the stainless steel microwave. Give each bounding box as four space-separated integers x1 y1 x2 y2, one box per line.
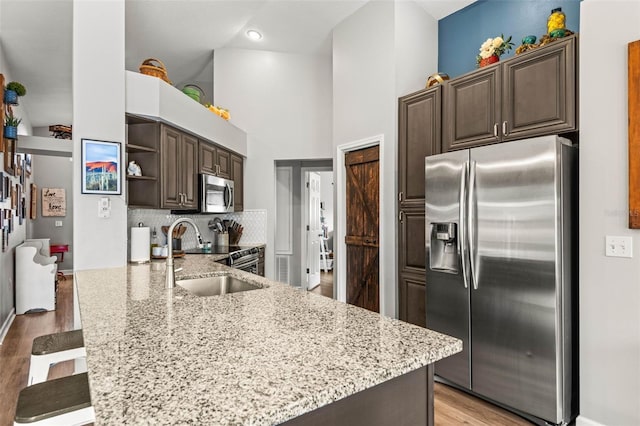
200 173 234 213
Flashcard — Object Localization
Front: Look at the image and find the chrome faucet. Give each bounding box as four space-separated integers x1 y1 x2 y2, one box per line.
165 218 203 289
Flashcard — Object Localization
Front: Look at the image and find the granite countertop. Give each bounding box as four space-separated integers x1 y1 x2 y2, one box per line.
75 256 462 425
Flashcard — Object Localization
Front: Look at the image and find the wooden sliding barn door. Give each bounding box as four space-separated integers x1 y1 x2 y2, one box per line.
345 145 379 312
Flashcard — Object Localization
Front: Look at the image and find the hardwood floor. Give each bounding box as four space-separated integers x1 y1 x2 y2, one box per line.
434 383 533 425
310 270 333 298
0 277 75 426
0 274 533 426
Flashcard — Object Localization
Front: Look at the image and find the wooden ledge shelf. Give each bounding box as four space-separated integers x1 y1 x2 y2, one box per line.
126 143 157 153
126 175 156 181
629 40 640 228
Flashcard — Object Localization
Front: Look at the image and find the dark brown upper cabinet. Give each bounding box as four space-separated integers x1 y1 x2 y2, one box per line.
160 125 198 210
199 141 231 179
231 153 244 212
398 85 442 208
443 35 577 151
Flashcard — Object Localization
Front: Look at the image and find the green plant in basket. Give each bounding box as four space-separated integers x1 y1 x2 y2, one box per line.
6 81 26 97
5 115 22 127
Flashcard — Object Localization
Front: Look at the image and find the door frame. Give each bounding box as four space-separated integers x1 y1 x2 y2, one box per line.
336 134 387 314
300 167 332 290
302 170 321 291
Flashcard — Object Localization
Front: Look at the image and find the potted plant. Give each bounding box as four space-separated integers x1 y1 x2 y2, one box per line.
4 81 26 105
4 115 22 139
476 34 514 68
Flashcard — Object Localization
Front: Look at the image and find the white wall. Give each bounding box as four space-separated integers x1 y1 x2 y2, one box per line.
0 22 35 340
394 1 439 96
579 2 640 425
29 155 74 272
72 0 127 270
333 1 437 317
214 48 332 279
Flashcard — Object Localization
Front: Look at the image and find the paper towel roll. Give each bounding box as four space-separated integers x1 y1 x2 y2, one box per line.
130 226 150 263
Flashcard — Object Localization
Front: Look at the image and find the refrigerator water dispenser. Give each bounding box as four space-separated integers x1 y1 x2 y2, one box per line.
429 222 459 274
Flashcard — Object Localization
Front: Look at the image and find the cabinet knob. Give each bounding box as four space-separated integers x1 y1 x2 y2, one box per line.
502 121 509 136
493 123 499 138
399 211 404 222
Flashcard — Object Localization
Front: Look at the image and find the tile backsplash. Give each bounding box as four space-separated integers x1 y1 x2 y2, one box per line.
127 209 267 250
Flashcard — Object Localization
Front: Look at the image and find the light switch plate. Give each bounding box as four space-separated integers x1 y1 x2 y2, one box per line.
98 197 111 218
605 236 633 258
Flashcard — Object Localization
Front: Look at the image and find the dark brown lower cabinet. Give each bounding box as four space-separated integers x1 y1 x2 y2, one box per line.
282 364 433 426
399 274 426 328
398 207 426 327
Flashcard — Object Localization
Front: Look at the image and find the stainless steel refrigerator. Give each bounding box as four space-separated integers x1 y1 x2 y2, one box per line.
425 135 577 425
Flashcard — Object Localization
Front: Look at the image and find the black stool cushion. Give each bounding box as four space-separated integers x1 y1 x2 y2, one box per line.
15 372 91 423
32 330 84 356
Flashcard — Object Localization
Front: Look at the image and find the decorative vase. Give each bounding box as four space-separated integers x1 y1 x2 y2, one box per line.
479 54 500 68
4 125 17 139
4 89 18 105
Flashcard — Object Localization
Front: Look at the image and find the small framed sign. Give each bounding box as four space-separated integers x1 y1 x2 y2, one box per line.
42 188 66 217
81 139 121 195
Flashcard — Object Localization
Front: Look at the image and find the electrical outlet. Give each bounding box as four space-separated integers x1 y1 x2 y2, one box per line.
605 236 633 258
55 221 63 227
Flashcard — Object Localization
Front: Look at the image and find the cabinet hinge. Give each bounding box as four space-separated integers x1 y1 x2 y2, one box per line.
306 182 310 188
306 268 310 274
306 225 310 231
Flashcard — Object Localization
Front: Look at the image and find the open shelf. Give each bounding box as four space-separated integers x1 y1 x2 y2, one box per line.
126 175 156 181
126 143 157 153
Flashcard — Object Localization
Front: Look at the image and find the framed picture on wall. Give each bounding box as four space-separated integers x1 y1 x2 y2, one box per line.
4 138 15 176
30 184 37 220
81 139 121 195
25 154 32 177
42 188 66 217
10 184 16 209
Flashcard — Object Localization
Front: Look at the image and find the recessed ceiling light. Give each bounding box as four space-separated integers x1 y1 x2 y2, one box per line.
246 30 262 41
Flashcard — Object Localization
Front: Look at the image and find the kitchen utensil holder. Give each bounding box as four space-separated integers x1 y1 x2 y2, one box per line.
214 232 228 247
228 229 242 245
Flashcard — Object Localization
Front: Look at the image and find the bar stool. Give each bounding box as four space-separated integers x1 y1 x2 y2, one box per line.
14 372 95 425
29 330 86 385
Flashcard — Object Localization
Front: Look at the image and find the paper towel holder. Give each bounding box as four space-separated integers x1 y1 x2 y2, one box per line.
130 222 151 264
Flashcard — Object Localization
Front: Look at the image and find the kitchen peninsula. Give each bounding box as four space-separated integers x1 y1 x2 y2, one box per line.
75 256 461 425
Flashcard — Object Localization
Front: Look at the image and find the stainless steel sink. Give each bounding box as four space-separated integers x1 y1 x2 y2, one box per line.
176 275 263 297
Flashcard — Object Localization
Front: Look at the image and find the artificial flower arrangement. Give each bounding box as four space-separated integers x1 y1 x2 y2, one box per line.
476 34 514 67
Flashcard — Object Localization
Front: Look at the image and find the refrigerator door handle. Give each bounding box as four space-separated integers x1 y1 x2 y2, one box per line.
468 160 479 290
459 161 469 289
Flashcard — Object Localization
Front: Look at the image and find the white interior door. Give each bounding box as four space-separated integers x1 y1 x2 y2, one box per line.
306 172 322 289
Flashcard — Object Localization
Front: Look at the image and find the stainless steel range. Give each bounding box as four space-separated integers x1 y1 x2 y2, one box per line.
228 247 260 274
185 246 261 275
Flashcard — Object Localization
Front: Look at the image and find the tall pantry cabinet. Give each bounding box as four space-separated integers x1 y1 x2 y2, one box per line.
397 86 441 327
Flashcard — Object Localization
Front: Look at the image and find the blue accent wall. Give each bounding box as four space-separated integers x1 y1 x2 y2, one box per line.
439 0 581 78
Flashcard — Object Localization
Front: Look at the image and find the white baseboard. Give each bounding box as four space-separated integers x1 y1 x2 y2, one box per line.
0 309 16 344
576 415 606 426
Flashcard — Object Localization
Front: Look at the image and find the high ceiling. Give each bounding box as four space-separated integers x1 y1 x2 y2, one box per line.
0 0 474 129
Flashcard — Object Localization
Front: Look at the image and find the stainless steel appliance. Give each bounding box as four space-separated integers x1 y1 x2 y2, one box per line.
229 247 260 274
200 173 234 213
425 135 577 425
185 245 260 275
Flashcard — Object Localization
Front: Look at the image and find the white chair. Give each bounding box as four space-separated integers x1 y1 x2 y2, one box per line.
15 242 57 314
29 330 87 385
